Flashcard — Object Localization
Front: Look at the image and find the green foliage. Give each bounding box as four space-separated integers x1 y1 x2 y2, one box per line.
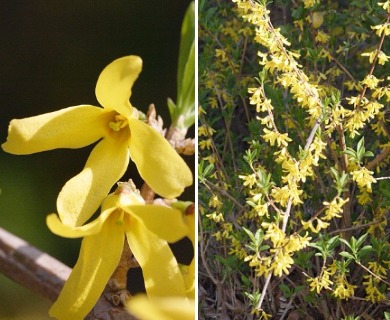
168 2 195 129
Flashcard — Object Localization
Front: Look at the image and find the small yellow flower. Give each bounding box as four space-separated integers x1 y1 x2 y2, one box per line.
270 248 294 276
307 270 333 294
262 128 292 147
304 0 320 9
351 167 376 193
379 0 390 12
332 273 356 300
301 218 329 233
2 56 192 227
208 195 223 209
315 30 330 43
361 75 382 90
323 196 348 220
47 181 190 320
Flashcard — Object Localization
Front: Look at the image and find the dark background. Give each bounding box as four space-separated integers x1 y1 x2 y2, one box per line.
0 1 194 318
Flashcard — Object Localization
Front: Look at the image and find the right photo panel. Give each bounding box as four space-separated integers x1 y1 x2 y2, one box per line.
198 0 390 319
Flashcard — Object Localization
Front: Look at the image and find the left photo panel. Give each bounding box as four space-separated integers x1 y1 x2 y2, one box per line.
0 2 195 319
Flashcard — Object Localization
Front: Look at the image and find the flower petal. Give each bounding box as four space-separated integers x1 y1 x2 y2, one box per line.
49 212 125 320
126 295 194 320
126 218 186 298
124 205 188 243
2 106 107 155
95 56 142 117
57 135 130 227
128 118 193 199
46 204 116 238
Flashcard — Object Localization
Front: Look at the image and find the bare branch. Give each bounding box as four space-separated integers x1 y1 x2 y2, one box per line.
0 227 71 301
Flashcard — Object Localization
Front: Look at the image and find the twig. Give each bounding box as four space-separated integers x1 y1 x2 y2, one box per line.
366 146 390 171
0 227 70 301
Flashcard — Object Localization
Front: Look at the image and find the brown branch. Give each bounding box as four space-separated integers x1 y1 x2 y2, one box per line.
366 146 390 171
0 227 71 301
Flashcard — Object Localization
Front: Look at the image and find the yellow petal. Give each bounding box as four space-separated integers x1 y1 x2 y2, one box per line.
57 136 130 227
95 56 142 117
2 106 107 155
126 295 194 320
46 206 116 238
128 118 193 199
126 218 186 298
49 212 125 320
124 205 188 243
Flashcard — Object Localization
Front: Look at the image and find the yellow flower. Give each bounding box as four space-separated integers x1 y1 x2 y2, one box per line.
301 218 329 233
270 248 294 277
361 75 382 90
262 128 292 147
46 181 189 320
126 295 194 320
315 30 330 43
351 167 376 193
304 0 320 9
307 270 333 294
2 56 192 227
332 274 356 300
323 196 348 220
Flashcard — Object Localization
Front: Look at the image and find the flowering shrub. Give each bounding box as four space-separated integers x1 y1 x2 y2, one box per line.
199 0 390 319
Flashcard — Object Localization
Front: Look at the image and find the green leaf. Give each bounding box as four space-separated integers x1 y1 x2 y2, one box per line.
169 2 195 129
339 251 355 260
339 237 352 250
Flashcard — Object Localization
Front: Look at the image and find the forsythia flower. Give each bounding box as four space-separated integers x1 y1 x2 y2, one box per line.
2 56 192 227
323 196 348 220
262 128 292 147
332 273 356 300
315 30 329 43
270 248 294 277
361 75 382 90
307 269 333 294
46 181 190 320
351 167 376 193
301 218 329 233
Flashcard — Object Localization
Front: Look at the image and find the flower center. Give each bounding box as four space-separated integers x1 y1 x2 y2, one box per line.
109 114 128 132
115 209 125 226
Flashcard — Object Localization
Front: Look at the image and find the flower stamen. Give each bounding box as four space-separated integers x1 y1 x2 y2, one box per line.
116 209 125 225
109 114 128 132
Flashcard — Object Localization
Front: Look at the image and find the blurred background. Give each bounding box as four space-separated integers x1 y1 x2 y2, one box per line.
0 1 194 318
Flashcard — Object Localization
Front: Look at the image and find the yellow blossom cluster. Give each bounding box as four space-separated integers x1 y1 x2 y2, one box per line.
244 222 311 277
363 261 388 302
332 273 357 300
307 267 334 294
351 167 377 193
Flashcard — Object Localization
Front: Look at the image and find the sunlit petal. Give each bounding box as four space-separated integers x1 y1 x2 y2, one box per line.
123 205 188 243
2 106 107 155
128 118 193 199
49 212 125 320
46 206 116 238
126 295 194 320
95 56 142 117
126 218 186 298
57 135 129 226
